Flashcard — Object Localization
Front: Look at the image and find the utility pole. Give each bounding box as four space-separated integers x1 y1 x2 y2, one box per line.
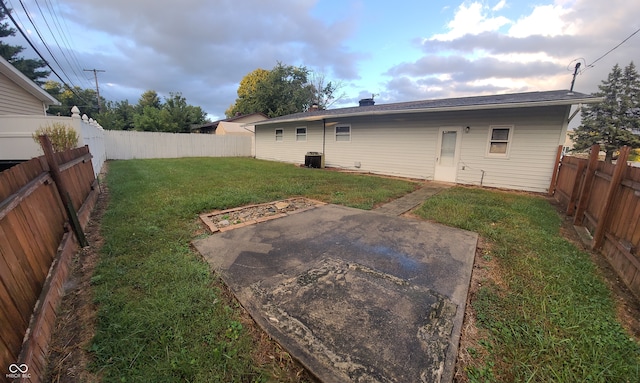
84 68 105 112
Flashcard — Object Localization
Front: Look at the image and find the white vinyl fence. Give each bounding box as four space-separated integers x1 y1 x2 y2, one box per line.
0 106 106 176
105 130 252 159
76 108 106 176
1 105 252 169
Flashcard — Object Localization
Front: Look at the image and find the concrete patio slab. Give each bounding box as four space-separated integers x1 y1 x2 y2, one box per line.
193 204 477 383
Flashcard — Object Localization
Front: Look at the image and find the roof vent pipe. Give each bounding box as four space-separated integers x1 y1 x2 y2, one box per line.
569 62 581 94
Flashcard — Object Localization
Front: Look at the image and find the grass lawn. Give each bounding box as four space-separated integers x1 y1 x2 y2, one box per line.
414 187 640 382
89 157 416 382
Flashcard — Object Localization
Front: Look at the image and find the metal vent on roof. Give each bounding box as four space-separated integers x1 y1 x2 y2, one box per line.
359 98 375 107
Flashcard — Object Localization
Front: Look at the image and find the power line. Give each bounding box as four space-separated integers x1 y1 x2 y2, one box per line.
32 0 87 88
588 27 640 68
44 0 91 85
0 0 92 106
575 27 640 75
5 0 117 105
15 0 79 87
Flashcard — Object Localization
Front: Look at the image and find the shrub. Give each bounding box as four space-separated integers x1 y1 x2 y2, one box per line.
33 122 79 152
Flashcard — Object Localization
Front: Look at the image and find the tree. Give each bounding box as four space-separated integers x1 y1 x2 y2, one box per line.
571 62 640 162
309 71 346 110
127 91 206 133
164 92 207 133
226 63 317 118
133 105 175 132
43 80 104 118
96 100 136 130
138 90 162 110
225 68 269 117
0 3 50 84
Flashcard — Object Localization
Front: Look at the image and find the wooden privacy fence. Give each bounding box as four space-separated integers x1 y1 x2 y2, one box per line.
0 142 99 383
551 144 640 300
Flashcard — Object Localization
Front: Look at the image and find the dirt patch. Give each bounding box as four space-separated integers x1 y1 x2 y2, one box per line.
44 168 108 383
450 237 500 383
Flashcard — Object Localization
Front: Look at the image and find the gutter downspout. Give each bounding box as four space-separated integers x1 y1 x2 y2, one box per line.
322 119 326 156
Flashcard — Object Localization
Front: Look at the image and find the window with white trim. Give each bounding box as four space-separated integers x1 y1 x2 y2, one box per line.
296 127 307 141
487 126 512 157
335 125 351 142
275 128 283 141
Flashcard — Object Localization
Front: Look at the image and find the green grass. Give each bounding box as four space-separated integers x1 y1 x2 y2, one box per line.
414 187 640 382
90 157 416 382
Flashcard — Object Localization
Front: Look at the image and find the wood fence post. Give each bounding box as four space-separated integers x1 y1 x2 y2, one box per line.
573 144 600 226
592 146 630 249
39 135 88 247
548 145 563 196
566 159 586 216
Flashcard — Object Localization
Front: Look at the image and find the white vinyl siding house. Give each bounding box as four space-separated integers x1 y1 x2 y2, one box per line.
1 56 62 167
295 127 307 141
335 125 351 141
254 91 599 193
0 74 46 115
0 56 59 116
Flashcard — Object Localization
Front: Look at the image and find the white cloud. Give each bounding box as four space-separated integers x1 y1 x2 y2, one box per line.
508 4 574 37
492 0 507 11
11 0 639 118
385 0 640 103
430 2 511 41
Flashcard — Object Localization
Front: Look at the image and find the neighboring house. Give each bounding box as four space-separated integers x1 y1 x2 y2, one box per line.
254 90 600 193
216 121 256 156
0 57 106 176
215 121 254 136
563 130 575 155
192 112 267 134
0 55 61 169
0 55 59 115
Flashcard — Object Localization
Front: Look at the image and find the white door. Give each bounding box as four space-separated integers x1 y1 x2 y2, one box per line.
434 127 462 182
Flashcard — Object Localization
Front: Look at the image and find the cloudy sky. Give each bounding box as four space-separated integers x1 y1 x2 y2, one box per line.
5 0 640 120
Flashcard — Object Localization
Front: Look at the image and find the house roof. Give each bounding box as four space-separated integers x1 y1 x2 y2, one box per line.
0 55 60 106
255 90 600 126
194 112 268 130
217 121 255 135
225 112 268 123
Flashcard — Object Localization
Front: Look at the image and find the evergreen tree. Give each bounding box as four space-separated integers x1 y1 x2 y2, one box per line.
96 100 136 130
0 2 50 84
138 90 162 110
571 62 640 162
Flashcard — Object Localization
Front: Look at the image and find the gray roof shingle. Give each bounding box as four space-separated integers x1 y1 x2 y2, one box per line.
256 90 599 125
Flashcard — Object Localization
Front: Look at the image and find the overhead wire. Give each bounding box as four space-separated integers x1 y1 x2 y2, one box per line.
569 27 640 76
44 0 115 102
587 27 640 69
40 0 93 89
0 0 93 106
6 0 114 108
45 0 88 78
31 0 86 88
15 0 79 87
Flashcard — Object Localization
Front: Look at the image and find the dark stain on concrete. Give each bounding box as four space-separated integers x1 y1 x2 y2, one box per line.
193 204 477 383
